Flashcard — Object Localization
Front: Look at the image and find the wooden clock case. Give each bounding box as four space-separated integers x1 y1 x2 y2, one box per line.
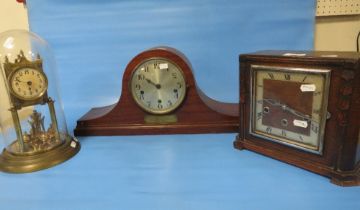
74 47 239 136
234 51 360 186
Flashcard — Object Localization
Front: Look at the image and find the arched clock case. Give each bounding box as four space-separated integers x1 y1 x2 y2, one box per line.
74 47 239 135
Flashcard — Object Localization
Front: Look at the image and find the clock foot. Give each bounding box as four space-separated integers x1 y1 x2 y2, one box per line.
233 135 245 150
330 165 360 187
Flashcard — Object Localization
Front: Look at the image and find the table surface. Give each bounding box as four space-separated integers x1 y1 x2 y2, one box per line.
0 133 359 210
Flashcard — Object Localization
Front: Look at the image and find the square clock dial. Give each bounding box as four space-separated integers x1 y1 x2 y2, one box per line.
250 65 330 154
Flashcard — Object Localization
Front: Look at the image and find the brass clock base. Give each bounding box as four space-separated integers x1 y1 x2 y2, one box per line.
0 137 80 173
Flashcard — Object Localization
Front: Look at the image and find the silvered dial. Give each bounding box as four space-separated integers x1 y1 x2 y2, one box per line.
130 58 186 114
251 65 330 154
9 67 48 101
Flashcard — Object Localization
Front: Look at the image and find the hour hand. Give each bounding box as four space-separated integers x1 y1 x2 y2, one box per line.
145 78 161 89
15 78 26 83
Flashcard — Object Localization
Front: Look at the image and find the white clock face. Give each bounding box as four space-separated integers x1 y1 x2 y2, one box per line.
130 58 186 114
9 67 48 100
250 65 331 154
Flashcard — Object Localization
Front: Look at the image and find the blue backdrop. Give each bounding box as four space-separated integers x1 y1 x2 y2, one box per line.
27 0 315 115
1 1 359 210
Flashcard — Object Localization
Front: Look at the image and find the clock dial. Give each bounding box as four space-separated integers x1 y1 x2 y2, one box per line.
9 67 48 101
250 65 330 154
130 58 186 114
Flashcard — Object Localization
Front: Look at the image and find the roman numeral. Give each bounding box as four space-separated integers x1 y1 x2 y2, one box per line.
268 73 274 79
299 135 304 141
266 127 272 134
284 74 291 80
302 76 307 82
311 123 319 134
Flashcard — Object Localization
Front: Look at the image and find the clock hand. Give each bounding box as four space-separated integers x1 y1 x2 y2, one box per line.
261 98 317 123
15 78 27 83
145 78 161 89
145 78 156 86
281 105 315 123
262 98 282 106
15 78 33 87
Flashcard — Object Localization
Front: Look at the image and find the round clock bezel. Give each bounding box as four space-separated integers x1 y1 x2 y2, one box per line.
8 67 48 101
129 57 187 115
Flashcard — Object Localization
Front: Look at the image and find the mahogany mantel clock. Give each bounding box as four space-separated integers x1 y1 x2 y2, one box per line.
234 51 360 186
74 47 238 135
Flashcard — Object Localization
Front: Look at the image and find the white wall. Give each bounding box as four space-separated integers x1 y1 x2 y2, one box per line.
0 1 30 136
0 1 28 32
315 15 360 51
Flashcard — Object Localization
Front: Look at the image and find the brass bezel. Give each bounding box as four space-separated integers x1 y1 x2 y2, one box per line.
8 67 48 101
129 57 187 115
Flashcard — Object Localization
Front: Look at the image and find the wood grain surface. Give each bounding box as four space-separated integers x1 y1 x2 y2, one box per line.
234 50 360 186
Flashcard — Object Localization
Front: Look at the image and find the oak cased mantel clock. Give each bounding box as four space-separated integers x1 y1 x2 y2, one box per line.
74 47 239 135
234 51 360 186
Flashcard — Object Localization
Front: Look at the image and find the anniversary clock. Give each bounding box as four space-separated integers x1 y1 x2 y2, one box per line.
74 47 238 135
234 50 360 186
0 30 80 173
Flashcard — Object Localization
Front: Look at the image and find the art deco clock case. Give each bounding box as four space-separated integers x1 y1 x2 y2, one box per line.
234 51 360 186
74 47 239 136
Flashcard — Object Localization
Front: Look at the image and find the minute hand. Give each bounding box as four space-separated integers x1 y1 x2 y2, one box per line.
281 105 317 123
262 99 317 123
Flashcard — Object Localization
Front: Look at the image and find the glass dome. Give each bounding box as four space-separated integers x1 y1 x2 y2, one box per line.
0 29 80 173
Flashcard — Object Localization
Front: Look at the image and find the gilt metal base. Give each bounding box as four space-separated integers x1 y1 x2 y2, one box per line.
0 136 80 173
